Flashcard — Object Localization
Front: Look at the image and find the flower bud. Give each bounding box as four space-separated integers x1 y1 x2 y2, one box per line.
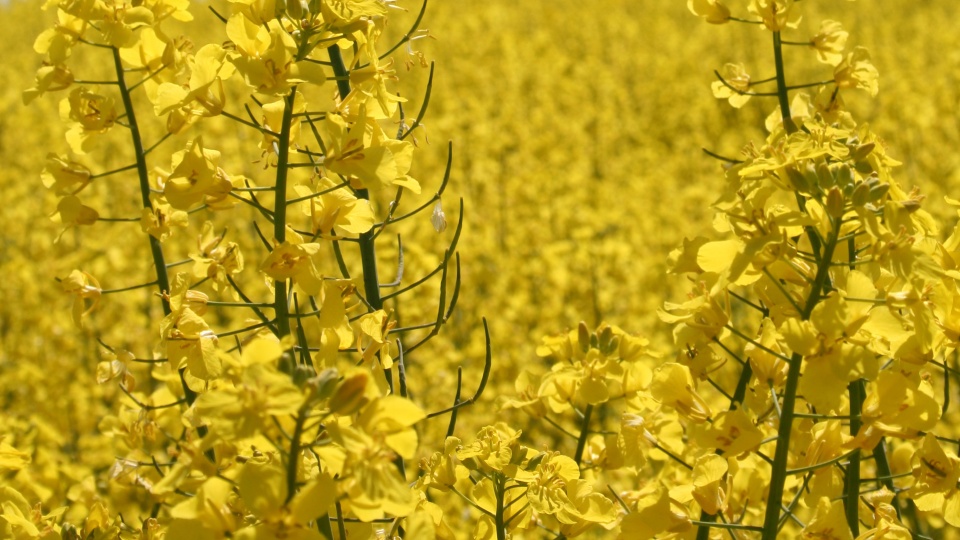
851 141 876 162
329 372 370 416
785 167 810 193
825 187 845 218
851 181 872 207
835 163 855 188
578 321 591 353
816 162 835 189
867 182 890 203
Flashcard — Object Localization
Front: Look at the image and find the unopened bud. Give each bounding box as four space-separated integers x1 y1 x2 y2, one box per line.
816 162 835 189
785 167 810 193
578 321 590 353
329 372 370 416
307 368 340 402
836 164 855 188
901 199 923 213
61 524 80 540
867 182 890 203
801 163 820 192
851 142 876 162
825 187 845 218
851 181 872 207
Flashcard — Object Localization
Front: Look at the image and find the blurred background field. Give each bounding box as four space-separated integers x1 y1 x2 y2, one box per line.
0 0 958 533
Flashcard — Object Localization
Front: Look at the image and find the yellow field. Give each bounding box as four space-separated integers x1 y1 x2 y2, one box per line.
1 0 959 538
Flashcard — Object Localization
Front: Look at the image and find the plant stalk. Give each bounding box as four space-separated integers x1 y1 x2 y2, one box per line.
844 379 864 535
273 88 298 339
573 404 594 467
761 216 840 538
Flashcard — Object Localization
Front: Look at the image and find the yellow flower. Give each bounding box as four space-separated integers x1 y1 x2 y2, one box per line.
909 433 960 527
153 43 236 133
617 414 655 471
0 440 31 472
711 63 752 109
649 363 712 422
744 318 788 387
618 485 690 539
193 361 302 441
687 0 730 24
59 87 117 154
803 497 853 539
160 274 221 382
525 453 580 517
260 241 324 296
60 269 101 328
40 154 90 196
419 437 469 493
140 197 188 242
190 222 244 298
499 370 549 419
51 194 98 240
810 20 849 66
231 457 336 537
226 16 326 95
356 309 396 368
692 454 727 515
33 9 87 63
294 178 375 237
320 108 420 193
160 137 234 210
857 488 911 540
555 479 618 536
457 424 523 474
852 370 940 450
748 0 800 32
23 63 74 105
834 47 879 97
691 409 764 456
326 396 425 521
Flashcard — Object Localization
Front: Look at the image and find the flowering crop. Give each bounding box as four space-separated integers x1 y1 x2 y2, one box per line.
1 0 959 539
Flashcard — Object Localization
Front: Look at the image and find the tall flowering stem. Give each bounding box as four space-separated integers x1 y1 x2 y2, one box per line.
762 215 840 538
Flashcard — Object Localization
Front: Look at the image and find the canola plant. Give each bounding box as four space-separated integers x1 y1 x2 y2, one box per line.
1 0 959 538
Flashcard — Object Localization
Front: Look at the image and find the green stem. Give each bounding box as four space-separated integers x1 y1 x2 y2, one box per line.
111 48 171 315
327 46 383 313
272 89 297 342
573 404 593 466
327 44 403 481
495 473 507 540
772 31 798 134
112 45 211 461
761 217 840 539
285 407 308 504
844 379 864 536
696 361 754 539
871 438 919 531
